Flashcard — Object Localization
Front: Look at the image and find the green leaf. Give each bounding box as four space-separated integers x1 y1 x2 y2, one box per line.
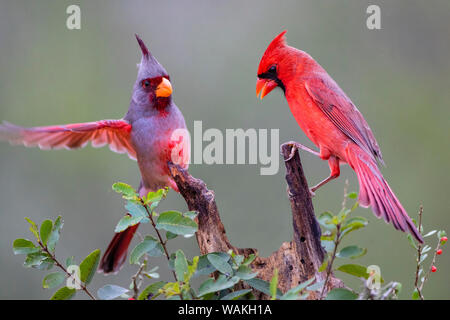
143 188 168 205
125 201 150 223
115 214 142 233
129 236 159 265
325 288 357 300
321 240 335 253
235 265 258 280
47 216 63 252
25 217 40 241
280 278 315 300
39 220 53 246
337 208 351 222
232 254 244 266
242 254 256 266
13 238 40 255
347 192 358 199
220 289 252 300
79 249 100 284
270 269 279 300
337 264 368 278
318 212 335 230
50 286 76 300
66 256 75 267
156 210 198 236
407 234 418 250
207 253 232 275
318 259 328 272
42 272 65 289
24 252 52 268
412 289 420 300
340 217 368 238
147 242 165 257
307 279 325 292
184 211 198 220
97 284 129 300
336 245 367 259
245 278 282 298
138 281 165 300
112 182 138 200
174 250 189 281
195 255 217 276
438 230 447 243
337 264 383 283
166 231 178 240
197 275 240 297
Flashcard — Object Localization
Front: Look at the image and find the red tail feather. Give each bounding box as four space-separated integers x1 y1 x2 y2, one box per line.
346 144 423 243
98 223 139 274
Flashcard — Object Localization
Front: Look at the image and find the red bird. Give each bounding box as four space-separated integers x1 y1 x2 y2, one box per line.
0 35 190 273
256 30 422 243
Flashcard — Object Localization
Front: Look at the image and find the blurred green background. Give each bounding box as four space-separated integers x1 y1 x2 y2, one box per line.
0 0 449 299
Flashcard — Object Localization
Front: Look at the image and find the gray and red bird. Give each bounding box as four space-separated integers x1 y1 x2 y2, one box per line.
256 30 422 243
0 35 190 273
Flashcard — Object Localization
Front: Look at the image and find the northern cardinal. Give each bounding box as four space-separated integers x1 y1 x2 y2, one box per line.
0 35 190 273
256 31 422 243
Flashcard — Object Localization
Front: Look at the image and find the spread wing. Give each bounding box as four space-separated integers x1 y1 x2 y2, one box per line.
305 77 384 165
0 119 136 160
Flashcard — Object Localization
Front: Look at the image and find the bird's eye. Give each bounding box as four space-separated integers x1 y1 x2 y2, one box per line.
142 79 150 88
268 65 277 73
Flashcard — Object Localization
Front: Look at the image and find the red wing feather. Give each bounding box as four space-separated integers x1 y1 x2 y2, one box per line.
0 119 136 160
305 77 384 165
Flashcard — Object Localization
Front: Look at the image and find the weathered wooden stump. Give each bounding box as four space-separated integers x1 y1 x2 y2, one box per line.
168 143 343 299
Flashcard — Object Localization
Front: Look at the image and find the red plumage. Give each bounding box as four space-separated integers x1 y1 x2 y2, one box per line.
257 30 422 243
0 35 190 274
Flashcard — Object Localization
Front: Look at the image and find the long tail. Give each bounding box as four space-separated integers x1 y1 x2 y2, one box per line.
98 223 139 274
346 144 423 243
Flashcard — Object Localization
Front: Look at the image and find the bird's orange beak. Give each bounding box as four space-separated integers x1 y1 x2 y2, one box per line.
256 78 277 100
156 77 173 97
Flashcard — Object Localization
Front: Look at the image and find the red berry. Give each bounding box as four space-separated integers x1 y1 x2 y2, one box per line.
431 266 437 273
437 249 443 255
441 236 448 244
128 297 135 300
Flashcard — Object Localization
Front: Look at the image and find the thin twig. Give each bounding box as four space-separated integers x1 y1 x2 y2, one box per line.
413 206 424 299
39 242 96 300
418 241 442 294
131 262 146 299
141 201 184 300
320 225 342 300
320 184 349 299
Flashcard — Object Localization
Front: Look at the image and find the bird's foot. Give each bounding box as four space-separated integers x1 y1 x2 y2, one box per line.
309 188 316 198
282 141 320 162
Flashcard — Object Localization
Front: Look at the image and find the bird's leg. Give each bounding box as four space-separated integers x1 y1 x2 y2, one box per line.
310 156 340 196
282 141 320 162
